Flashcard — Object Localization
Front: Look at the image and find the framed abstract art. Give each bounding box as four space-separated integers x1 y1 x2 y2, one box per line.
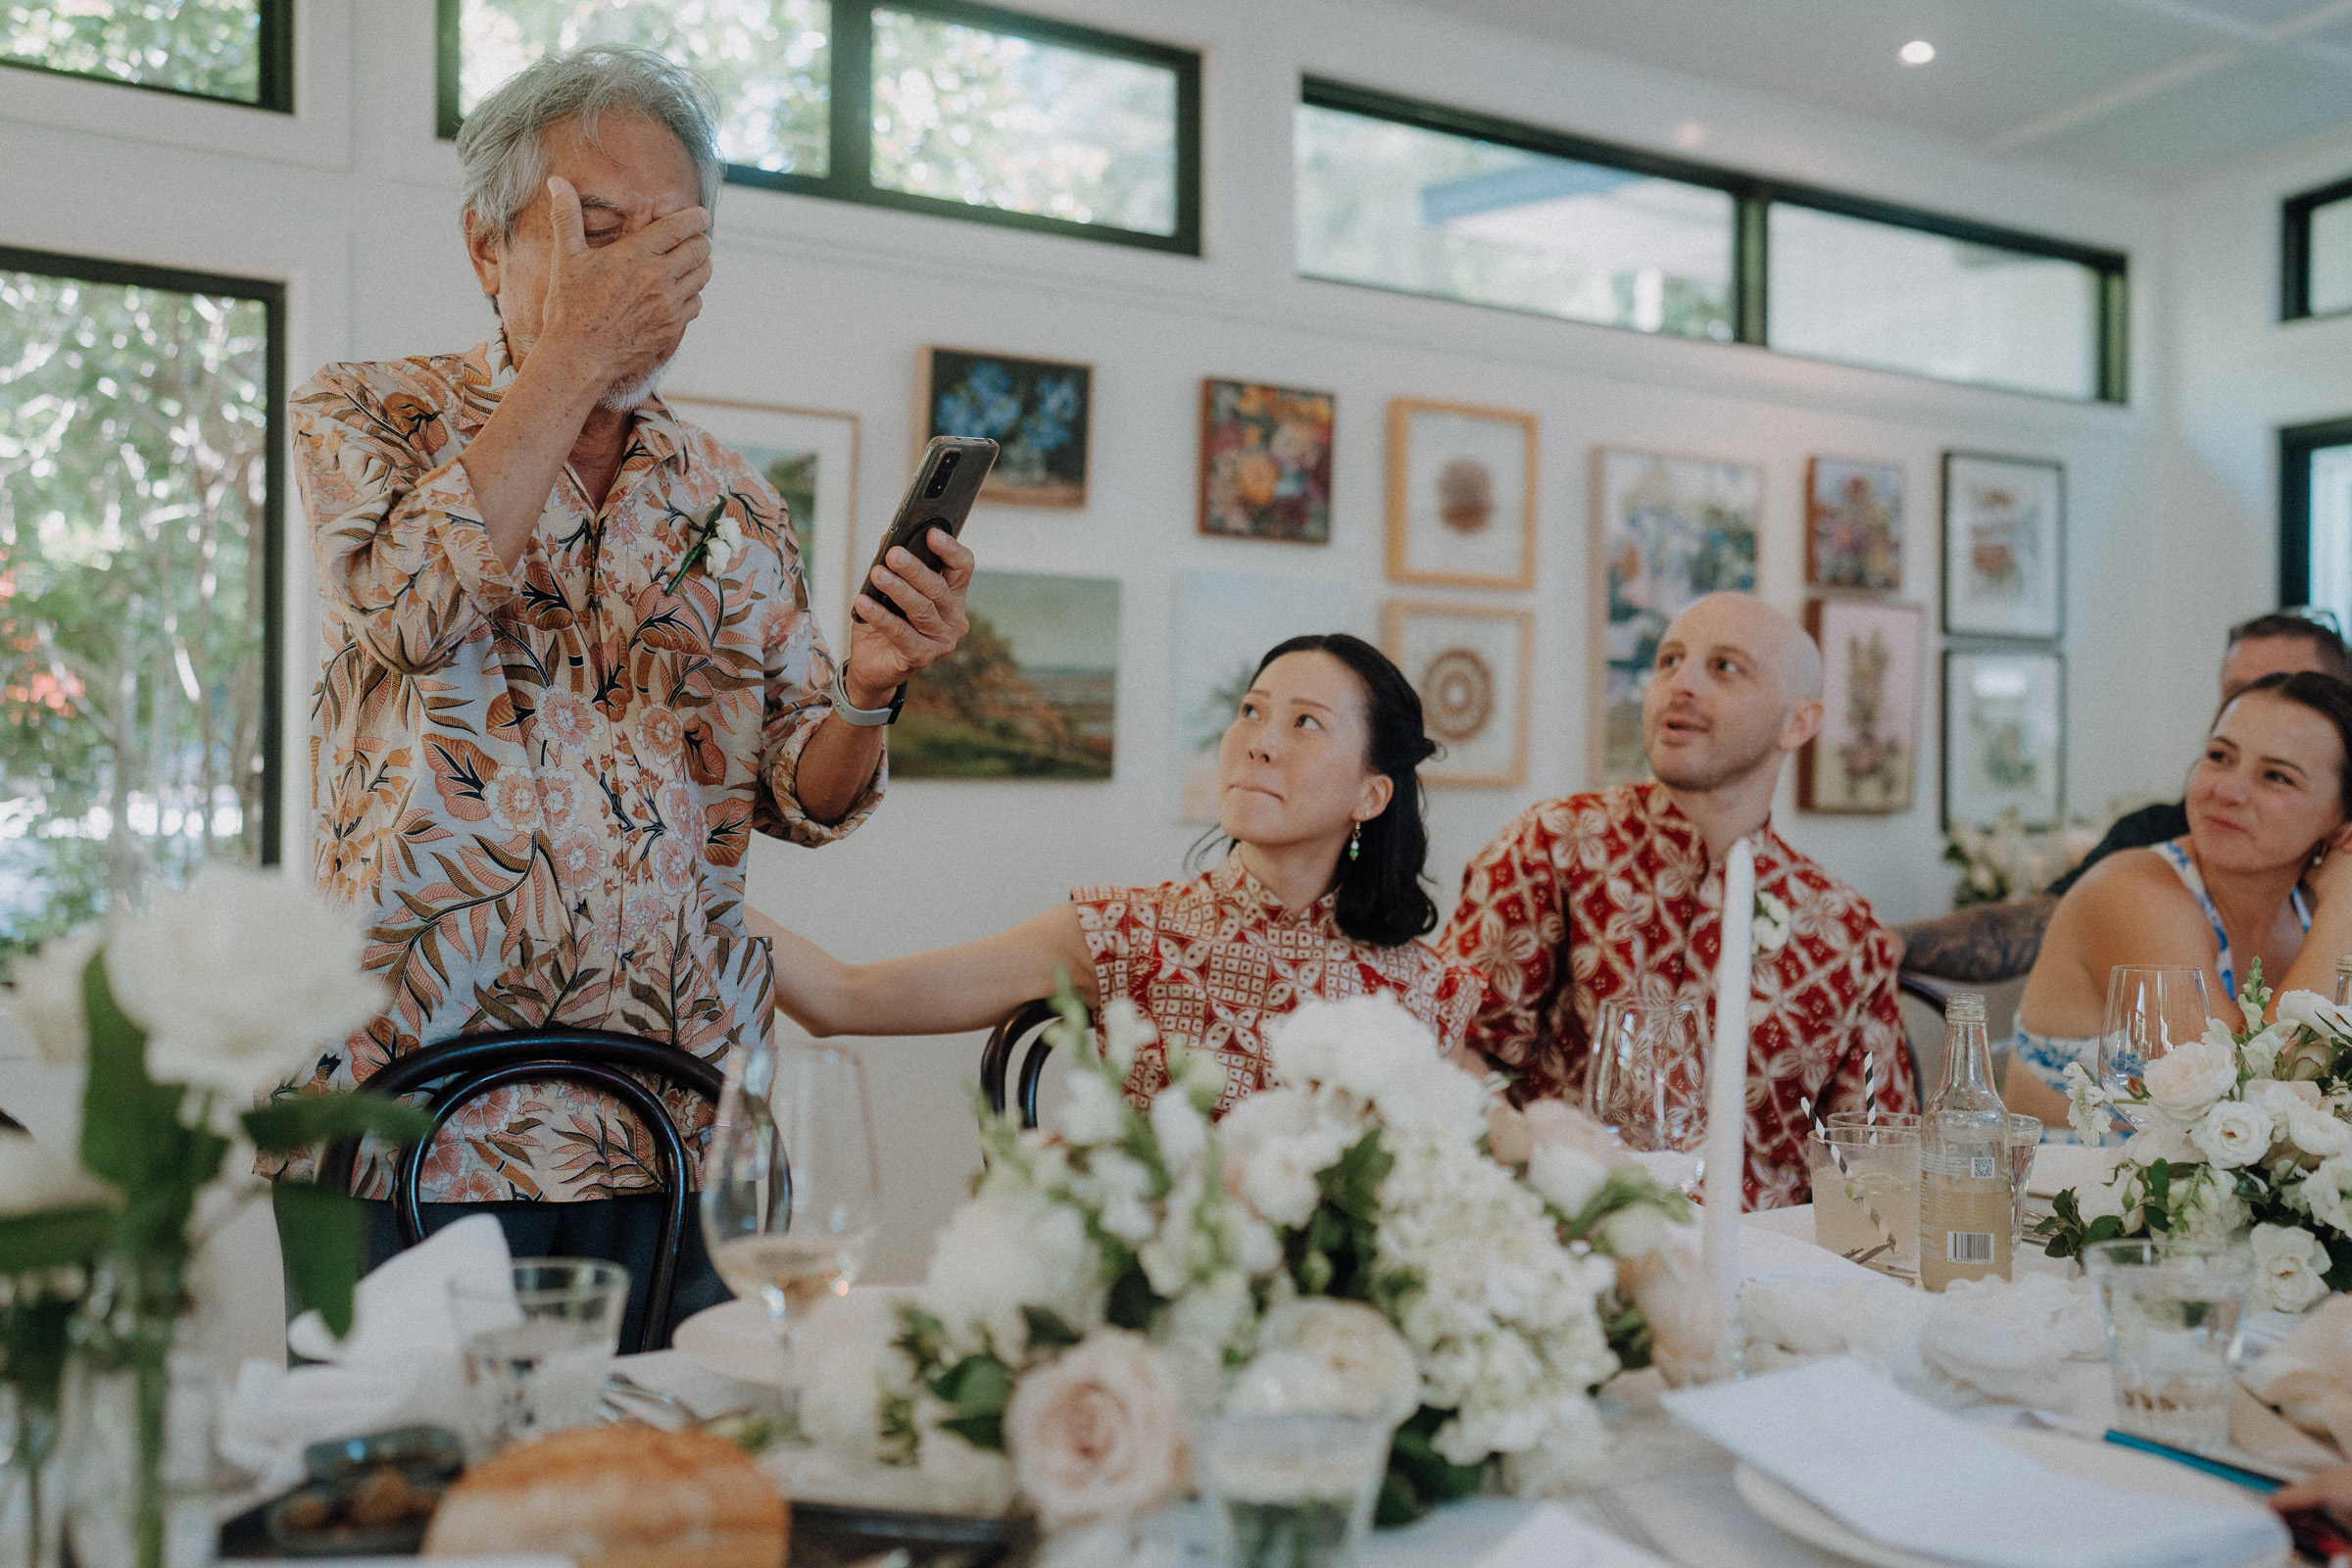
1941 453 2064 640
1805 456 1902 591
921 347 1092 509
1200 378 1336 543
1799 599 1923 814
1386 399 1537 588
1383 601 1532 787
1942 647 2065 830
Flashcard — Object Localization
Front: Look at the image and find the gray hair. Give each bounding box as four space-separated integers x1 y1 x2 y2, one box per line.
457 44 722 242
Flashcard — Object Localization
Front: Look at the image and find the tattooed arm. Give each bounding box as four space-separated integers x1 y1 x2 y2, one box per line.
1889 895 2057 983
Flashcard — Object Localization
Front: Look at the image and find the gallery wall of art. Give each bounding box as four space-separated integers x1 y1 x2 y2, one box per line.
0 0 2225 1280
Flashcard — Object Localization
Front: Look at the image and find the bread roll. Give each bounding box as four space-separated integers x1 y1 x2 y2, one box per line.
423 1426 788 1568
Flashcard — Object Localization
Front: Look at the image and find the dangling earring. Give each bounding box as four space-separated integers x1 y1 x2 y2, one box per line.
1348 821 1362 861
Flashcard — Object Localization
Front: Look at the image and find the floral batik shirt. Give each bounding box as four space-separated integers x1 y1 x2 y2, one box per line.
1439 783 1914 1210
1072 856 1483 1117
264 331 881 1203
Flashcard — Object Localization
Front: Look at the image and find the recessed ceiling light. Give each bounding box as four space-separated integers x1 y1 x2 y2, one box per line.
1899 39 1936 66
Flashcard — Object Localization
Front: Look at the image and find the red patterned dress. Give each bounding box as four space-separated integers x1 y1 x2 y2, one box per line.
1440 783 1914 1209
1072 856 1483 1116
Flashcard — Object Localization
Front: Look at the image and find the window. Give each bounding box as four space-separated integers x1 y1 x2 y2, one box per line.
3 0 290 110
444 0 1199 253
2284 177 2352 320
0 249 284 956
2280 416 2352 628
1767 202 2113 403
1297 79 2129 404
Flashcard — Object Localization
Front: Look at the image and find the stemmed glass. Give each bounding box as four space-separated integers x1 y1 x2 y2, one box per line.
701 1039 882 1397
2098 966 2213 1129
1586 999 1708 1190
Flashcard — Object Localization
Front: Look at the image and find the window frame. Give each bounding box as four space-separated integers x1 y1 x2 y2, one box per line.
2278 415 2352 608
0 244 289 869
2282 175 2352 322
437 0 1201 256
0 0 292 113
1299 77 2131 405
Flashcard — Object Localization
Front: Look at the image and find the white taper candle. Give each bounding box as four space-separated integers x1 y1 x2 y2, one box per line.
1702 837 1756 1325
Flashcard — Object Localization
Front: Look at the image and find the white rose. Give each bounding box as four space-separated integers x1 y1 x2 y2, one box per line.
2301 1156 2352 1237
1601 1201 1671 1259
2278 990 2352 1040
1241 1298 1420 1429
1526 1142 1609 1216
2191 1100 2278 1169
1752 891 1792 955
2288 1104 2352 1160
1056 1071 1130 1147
917 1423 1019 1516
2140 1038 2239 1119
104 864 386 1107
1149 1089 1209 1172
1239 1137 1335 1228
0 1132 114 1214
2250 1223 2332 1313
2 927 100 1066
1003 1330 1190 1525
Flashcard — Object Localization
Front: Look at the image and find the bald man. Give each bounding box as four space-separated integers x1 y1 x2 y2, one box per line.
1442 593 1916 1210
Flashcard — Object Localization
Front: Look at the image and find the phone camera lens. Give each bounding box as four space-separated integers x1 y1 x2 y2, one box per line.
922 450 959 500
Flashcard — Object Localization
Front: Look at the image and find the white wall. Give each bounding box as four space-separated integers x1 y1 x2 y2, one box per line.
1 0 2194 1288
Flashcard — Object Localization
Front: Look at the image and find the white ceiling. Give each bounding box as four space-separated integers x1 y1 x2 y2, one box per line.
1396 0 2352 184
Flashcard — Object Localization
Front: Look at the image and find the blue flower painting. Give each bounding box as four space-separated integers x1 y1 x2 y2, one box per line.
926 348 1092 508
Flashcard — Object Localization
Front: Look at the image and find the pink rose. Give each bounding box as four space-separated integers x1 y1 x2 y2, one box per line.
1616 1229 1724 1388
1003 1330 1189 1525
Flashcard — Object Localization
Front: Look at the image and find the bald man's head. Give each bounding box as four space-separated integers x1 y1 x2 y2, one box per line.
1641 592 1826 795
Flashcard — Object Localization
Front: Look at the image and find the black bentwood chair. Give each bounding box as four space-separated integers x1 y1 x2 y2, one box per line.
318 1028 726 1354
979 999 1061 1131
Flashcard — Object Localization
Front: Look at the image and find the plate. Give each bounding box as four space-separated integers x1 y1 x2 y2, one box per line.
1733 1427 2288 1568
672 1298 793 1386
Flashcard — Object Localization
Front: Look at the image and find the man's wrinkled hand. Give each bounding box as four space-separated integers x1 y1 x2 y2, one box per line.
843 528 976 707
539 174 710 390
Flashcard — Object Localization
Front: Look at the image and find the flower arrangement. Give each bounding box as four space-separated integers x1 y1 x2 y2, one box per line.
2039 962 2352 1313
1941 808 2108 907
2 864 427 1568
802 984 1690 1528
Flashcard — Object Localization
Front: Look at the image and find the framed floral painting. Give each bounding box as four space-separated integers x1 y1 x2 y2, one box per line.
1942 453 2064 640
1942 648 2065 831
1200 379 1335 543
922 348 1091 509
1799 599 1923 814
1805 456 1902 591
1383 601 1532 787
663 395 859 651
1386 399 1537 588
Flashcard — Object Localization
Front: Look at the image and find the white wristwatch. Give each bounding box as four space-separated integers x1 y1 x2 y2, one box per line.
829 666 904 727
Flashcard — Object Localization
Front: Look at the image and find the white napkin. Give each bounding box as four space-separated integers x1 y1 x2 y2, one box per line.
1477 1501 1674 1568
1662 1357 2288 1568
220 1215 514 1490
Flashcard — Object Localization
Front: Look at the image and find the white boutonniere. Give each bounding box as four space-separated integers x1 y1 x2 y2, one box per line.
1753 890 1791 955
665 501 745 592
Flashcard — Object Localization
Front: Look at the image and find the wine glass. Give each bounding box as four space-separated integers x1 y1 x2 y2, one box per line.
2098 966 2213 1129
1586 999 1707 1190
701 1040 882 1394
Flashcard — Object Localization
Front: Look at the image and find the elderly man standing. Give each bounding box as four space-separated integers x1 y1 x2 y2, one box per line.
1442 592 1915 1209
264 47 973 1342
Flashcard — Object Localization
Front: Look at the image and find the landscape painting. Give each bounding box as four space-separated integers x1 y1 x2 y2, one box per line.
1589 447 1761 785
923 347 1092 509
1170 571 1352 821
1799 599 1923 814
895 568 1120 779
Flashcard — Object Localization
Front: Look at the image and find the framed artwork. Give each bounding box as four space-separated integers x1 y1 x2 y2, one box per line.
1799 599 1924 814
663 395 859 650
1805 456 1903 591
1200 378 1336 543
1386 399 1537 588
1941 453 2064 639
1170 571 1353 822
1383 601 1532 787
1942 648 2065 830
921 347 1092 509
1589 447 1762 785
896 569 1120 780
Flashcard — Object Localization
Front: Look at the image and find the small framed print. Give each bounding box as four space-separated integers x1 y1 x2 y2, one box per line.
1805 456 1903 591
1383 601 1532 787
1942 648 2065 831
1799 599 1923 815
921 347 1092 509
1200 378 1336 543
1942 452 2064 640
663 395 859 651
1386 399 1538 588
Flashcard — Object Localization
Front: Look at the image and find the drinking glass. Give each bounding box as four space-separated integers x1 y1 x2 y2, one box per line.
2086 1240 2251 1454
449 1259 628 1457
1200 1414 1388 1568
1586 1001 1707 1190
701 1040 882 1393
1806 1123 1920 1280
2005 1114 2043 1250
2099 967 2213 1129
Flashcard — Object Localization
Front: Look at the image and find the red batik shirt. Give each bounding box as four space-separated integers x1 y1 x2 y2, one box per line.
1072 855 1484 1117
1440 783 1914 1209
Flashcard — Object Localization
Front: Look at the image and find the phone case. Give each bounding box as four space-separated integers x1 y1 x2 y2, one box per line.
863 437 999 618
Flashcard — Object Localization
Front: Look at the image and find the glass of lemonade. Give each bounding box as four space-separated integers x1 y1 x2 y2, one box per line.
2087 1240 2251 1454
1808 1120 1921 1281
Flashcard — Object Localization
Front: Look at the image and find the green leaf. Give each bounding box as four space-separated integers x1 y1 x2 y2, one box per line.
1105 1262 1160 1331
1021 1306 1083 1352
1380 1405 1484 1525
270 1183 368 1339
927 1353 1013 1416
0 1203 112 1274
937 1412 1005 1450
77 949 158 1187
242 1091 436 1153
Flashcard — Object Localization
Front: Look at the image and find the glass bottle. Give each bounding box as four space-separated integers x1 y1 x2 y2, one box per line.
2333 954 2352 1008
1919 992 2012 1291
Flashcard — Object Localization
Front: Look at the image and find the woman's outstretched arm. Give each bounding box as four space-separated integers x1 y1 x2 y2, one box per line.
747 904 1098 1038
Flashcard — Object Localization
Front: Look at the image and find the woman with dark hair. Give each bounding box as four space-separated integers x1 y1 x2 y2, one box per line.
750 634 1483 1115
2008 669 2352 1132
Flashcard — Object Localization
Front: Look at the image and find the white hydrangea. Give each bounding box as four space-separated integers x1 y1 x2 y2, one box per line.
1148 1089 1208 1171
1526 1140 1610 1216
1056 1071 1130 1148
1100 1000 1157 1080
920 1192 1103 1358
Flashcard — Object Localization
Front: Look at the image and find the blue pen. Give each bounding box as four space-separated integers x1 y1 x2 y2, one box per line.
2100 1429 2287 1493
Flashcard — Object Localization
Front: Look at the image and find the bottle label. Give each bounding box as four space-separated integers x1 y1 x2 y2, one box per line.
1946 1232 1995 1265
1921 1151 2000 1181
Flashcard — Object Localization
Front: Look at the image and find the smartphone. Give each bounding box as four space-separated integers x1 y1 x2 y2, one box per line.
860 437 998 618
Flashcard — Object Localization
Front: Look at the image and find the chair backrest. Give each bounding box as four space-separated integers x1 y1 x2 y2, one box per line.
979 999 1060 1130
318 1028 726 1354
